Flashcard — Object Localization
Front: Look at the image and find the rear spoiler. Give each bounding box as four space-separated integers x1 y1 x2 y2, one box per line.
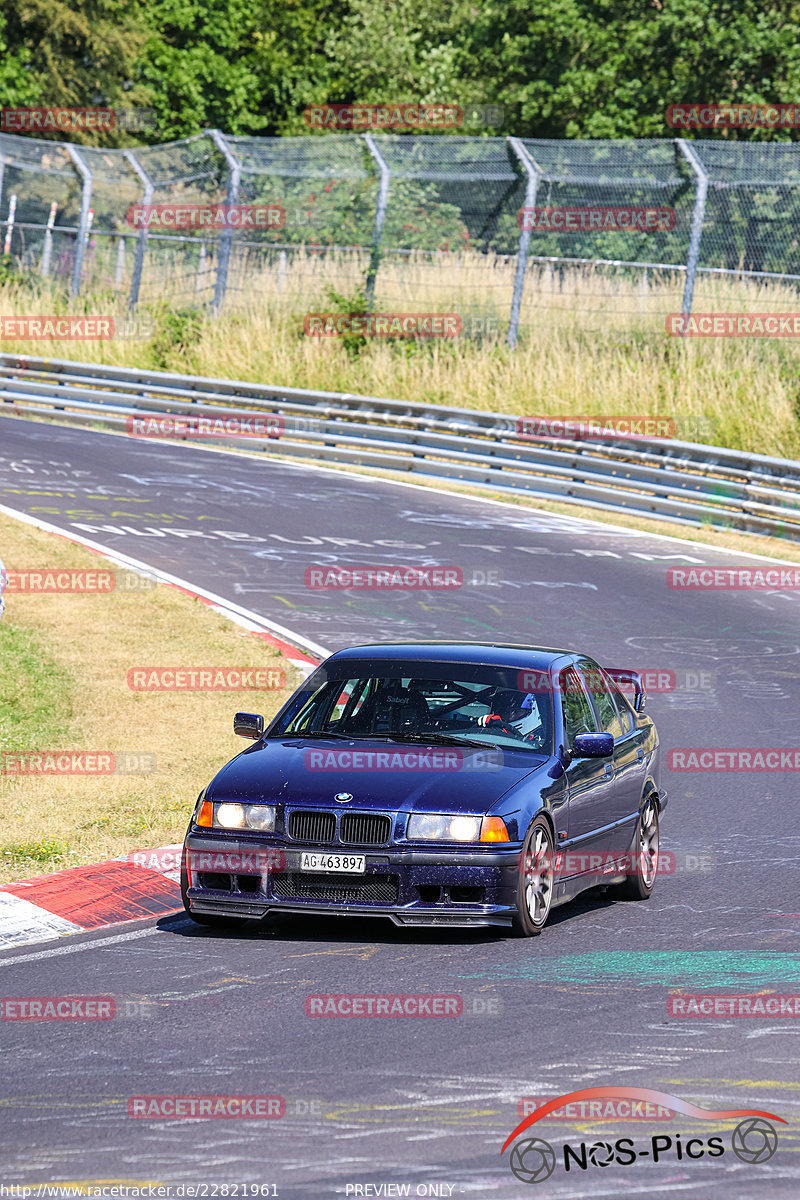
605 667 646 712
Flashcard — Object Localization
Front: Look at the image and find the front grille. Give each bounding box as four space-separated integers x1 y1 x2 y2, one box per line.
271 872 398 904
287 810 336 843
340 813 391 846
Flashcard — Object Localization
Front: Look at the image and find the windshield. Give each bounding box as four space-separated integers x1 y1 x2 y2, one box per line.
270 661 553 753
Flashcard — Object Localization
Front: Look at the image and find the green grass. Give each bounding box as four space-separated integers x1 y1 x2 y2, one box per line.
1 835 73 871
0 621 77 751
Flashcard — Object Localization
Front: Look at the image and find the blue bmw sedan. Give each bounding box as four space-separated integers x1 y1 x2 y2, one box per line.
181 642 667 937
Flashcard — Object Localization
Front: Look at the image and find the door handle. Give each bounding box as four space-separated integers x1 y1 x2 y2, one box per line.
636 748 644 762
604 763 613 776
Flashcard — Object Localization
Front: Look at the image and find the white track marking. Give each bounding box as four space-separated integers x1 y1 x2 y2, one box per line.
0 893 82 949
0 920 187 968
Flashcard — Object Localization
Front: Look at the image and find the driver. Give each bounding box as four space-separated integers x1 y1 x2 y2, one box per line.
477 689 539 740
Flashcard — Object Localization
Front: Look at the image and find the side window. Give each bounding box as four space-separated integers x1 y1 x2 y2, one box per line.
603 671 635 734
559 668 597 747
580 661 623 739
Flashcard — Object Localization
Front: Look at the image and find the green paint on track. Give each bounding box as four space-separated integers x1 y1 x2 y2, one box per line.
457 951 800 988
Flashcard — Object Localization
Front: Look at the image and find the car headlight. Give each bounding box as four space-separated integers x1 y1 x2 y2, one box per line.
244 805 276 832
407 813 482 842
213 803 276 832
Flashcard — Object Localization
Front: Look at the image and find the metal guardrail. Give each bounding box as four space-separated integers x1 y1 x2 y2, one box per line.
2 354 800 542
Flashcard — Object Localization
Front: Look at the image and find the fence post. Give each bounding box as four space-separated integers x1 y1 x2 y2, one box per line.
363 134 390 309
40 201 58 276
676 139 708 319
195 242 208 298
506 138 540 350
124 150 155 312
65 146 93 297
3 193 16 256
114 237 126 290
209 129 241 315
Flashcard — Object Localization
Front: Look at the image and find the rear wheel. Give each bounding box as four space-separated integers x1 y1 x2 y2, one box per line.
613 797 659 900
180 860 245 929
511 817 555 937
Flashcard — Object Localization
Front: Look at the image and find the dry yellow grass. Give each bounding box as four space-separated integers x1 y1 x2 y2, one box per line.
0 512 301 883
1 251 800 457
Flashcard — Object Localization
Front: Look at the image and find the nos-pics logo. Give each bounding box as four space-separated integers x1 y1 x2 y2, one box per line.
501 1087 783 1184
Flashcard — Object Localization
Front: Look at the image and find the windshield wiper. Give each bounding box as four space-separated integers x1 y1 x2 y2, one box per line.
368 732 491 750
267 730 356 741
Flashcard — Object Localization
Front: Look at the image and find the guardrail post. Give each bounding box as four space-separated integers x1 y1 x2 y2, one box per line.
209 130 241 316
676 139 709 319
363 134 390 309
124 150 155 312
507 139 540 350
65 146 93 297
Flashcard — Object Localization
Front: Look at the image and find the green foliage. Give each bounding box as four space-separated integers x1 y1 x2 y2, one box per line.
148 304 206 370
469 0 800 140
2 836 72 868
308 284 370 358
0 0 151 145
0 255 25 286
2 0 800 146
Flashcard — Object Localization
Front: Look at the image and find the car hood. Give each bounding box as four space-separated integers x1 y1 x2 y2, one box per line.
208 736 549 814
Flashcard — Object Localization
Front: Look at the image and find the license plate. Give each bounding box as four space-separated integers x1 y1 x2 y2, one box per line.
300 852 366 874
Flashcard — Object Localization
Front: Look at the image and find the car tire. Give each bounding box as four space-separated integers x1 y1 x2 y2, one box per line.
612 796 660 901
180 860 245 929
511 816 555 937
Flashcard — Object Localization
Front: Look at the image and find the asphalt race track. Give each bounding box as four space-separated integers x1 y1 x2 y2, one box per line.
1 413 799 1198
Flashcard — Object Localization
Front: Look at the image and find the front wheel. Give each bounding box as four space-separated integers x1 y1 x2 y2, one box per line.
511 817 555 937
613 797 660 901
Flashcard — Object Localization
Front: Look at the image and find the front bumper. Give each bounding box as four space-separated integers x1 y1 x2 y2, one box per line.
183 833 521 928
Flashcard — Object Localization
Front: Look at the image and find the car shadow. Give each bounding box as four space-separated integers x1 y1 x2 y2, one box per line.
158 884 619 946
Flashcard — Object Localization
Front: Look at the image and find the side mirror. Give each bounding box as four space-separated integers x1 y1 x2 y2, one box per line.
573 731 614 758
234 712 264 739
